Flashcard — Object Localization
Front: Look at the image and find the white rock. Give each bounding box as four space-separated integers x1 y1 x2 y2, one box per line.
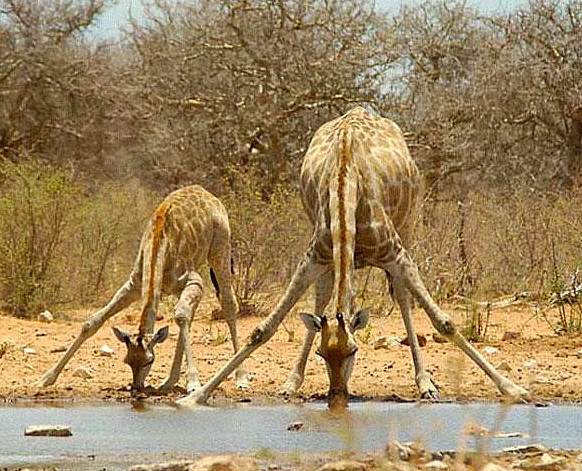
39 310 54 322
577 349 582 359
25 425 72 437
523 359 538 368
99 344 114 357
482 346 499 355
72 366 93 379
480 463 510 471
23 347 36 355
424 460 448 470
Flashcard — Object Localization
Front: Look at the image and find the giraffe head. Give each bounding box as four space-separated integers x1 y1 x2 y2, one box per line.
301 309 369 409
112 326 169 394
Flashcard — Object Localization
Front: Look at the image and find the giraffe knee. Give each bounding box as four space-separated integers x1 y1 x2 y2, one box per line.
246 324 274 348
433 314 457 337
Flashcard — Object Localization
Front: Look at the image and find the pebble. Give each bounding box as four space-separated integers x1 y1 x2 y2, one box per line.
72 366 93 379
99 344 114 357
39 310 54 322
424 460 448 470
482 346 499 355
496 360 512 372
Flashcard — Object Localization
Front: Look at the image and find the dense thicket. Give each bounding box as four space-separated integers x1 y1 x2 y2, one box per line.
0 0 581 317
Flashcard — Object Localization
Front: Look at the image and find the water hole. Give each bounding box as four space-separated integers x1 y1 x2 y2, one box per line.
1 400 581 470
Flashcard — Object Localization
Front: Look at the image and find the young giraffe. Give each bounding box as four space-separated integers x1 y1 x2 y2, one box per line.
178 107 529 408
37 185 248 394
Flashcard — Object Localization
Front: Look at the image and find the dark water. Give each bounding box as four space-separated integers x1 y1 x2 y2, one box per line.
1 401 581 469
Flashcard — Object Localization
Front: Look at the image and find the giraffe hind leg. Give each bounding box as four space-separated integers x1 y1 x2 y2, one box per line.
159 271 203 393
208 234 250 390
178 251 327 406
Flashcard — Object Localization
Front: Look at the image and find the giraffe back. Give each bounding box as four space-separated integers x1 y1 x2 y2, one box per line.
137 185 230 337
300 107 420 314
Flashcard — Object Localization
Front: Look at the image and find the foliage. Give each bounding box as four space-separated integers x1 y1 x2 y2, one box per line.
0 160 157 317
0 161 81 316
221 167 308 315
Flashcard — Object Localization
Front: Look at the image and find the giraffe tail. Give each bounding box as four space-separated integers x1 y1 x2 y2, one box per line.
138 201 170 339
329 125 358 317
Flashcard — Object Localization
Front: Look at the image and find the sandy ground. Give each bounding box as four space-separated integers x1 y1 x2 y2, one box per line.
1 294 582 404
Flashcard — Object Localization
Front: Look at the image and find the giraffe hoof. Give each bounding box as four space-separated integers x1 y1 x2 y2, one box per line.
176 390 209 407
420 389 439 402
37 374 56 388
234 370 251 390
502 384 530 403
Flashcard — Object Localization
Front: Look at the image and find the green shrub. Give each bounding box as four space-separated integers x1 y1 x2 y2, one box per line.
0 161 81 316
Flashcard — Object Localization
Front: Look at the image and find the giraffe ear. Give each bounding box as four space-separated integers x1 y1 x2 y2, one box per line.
112 326 131 345
350 308 370 331
151 325 169 345
300 313 323 332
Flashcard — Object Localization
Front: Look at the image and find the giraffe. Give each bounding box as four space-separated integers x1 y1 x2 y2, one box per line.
178 107 529 408
37 185 248 394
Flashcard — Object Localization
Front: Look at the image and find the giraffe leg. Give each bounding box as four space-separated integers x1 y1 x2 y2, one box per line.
208 244 249 390
388 251 529 402
391 273 439 400
177 251 327 406
37 267 142 388
279 268 333 396
158 272 203 393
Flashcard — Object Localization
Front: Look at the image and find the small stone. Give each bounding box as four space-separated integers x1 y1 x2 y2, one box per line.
577 349 582 359
531 376 551 385
25 425 72 437
129 461 193 471
39 310 54 322
523 359 538 368
99 344 114 357
496 360 511 372
287 421 303 431
189 456 259 471
424 461 448 470
502 444 547 454
400 334 427 347
432 333 448 343
316 460 368 471
482 346 499 355
72 366 93 379
501 331 520 341
51 345 68 353
373 336 388 349
23 347 36 355
481 463 510 471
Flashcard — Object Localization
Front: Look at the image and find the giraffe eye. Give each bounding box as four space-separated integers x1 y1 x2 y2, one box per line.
347 347 358 357
315 348 323 357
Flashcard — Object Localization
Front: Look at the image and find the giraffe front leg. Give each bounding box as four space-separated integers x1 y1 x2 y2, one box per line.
279 268 333 397
392 274 438 401
159 272 203 393
391 252 529 402
177 255 327 406
37 272 140 388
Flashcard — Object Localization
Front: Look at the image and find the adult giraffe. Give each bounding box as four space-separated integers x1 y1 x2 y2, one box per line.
179 107 529 408
38 185 248 395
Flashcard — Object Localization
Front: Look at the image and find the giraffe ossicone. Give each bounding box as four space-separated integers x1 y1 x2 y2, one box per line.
178 107 529 408
37 185 248 395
